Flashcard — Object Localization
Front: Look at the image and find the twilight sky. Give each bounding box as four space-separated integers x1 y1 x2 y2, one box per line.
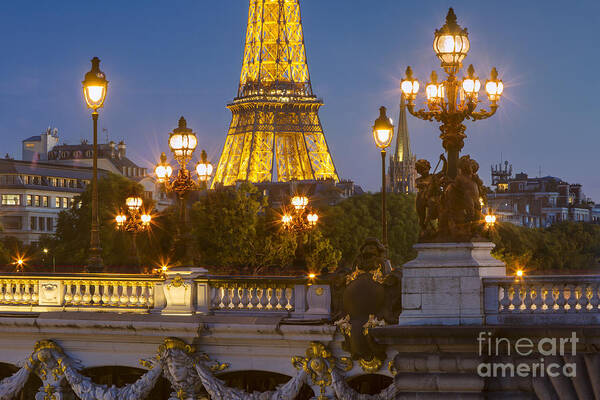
1 1 599 199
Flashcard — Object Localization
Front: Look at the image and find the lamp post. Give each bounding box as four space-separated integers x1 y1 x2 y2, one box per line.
400 8 504 240
154 117 213 265
82 57 108 272
281 195 319 271
372 107 394 248
42 248 56 272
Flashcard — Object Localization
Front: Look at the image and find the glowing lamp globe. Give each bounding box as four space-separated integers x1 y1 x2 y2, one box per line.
485 67 504 102
282 214 292 225
82 57 108 110
126 196 143 211
291 195 309 210
485 214 497 225
425 71 445 103
433 8 470 72
307 212 319 226
196 150 213 182
169 117 197 162
155 152 173 183
400 66 420 100
373 106 394 149
462 65 481 99
141 214 152 225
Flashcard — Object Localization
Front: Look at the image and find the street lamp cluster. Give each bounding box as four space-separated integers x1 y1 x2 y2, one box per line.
281 195 319 232
154 117 213 199
400 8 504 180
115 197 152 233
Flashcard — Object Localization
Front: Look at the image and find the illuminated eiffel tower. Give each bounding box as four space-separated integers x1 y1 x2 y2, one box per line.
212 0 339 187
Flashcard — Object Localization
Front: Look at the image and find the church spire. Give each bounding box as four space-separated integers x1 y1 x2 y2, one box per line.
394 94 411 163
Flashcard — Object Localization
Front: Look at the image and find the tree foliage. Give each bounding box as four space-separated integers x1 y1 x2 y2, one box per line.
319 193 419 268
491 221 600 272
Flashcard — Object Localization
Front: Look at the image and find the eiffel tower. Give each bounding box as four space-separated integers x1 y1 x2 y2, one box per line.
211 0 339 188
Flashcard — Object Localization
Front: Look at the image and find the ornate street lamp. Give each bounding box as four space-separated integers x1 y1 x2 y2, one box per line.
281 195 320 272
82 57 108 272
400 8 504 240
154 117 212 266
372 106 394 248
400 8 503 180
115 196 152 233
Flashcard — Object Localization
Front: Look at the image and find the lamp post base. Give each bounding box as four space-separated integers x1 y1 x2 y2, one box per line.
85 249 104 273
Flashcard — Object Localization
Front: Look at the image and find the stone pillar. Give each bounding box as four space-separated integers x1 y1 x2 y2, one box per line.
398 242 505 326
162 267 208 315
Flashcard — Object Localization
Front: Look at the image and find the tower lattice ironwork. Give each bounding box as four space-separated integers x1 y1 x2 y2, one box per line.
212 0 339 187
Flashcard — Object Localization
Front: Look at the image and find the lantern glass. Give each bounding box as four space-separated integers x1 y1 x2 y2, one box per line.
126 196 143 211
372 107 394 149
82 57 108 110
433 9 470 70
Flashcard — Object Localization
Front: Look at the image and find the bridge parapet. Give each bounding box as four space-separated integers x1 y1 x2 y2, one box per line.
0 270 330 319
484 275 600 325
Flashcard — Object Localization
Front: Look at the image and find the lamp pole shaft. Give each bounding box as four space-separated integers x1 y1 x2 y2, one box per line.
381 150 387 248
87 111 103 272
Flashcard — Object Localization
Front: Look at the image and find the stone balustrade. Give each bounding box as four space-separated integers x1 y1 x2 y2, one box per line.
0 270 330 318
484 276 600 325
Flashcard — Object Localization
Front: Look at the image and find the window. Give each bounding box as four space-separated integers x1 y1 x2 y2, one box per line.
43 196 49 207
39 216 45 231
49 178 55 186
1 194 20 206
1 216 22 230
55 197 60 208
34 195 41 207
30 216 37 231
27 195 33 206
62 197 68 208
47 217 54 232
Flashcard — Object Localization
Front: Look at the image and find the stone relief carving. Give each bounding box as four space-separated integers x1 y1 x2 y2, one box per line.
0 339 401 400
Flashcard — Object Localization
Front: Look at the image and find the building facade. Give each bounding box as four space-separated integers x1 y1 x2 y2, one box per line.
388 96 416 194
488 161 593 227
22 127 60 162
0 159 99 244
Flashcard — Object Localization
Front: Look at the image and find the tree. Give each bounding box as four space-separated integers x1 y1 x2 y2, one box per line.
319 193 419 268
53 172 153 267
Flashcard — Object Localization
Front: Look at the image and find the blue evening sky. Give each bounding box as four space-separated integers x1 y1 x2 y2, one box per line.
0 1 598 199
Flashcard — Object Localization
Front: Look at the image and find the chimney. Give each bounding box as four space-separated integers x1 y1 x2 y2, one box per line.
118 140 126 159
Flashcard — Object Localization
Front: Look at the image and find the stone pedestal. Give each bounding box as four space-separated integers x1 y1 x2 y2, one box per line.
162 267 208 315
398 242 505 326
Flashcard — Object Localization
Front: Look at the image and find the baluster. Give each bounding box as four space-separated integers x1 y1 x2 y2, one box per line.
91 282 101 304
532 285 544 312
64 281 73 304
522 285 533 312
82 282 92 304
220 285 230 309
0 280 5 302
285 287 294 311
129 282 139 306
555 285 567 312
543 285 556 312
72 282 82 304
566 284 578 313
12 281 22 303
589 283 600 312
101 282 110 305
231 285 241 309
119 282 130 306
138 283 148 306
21 281 31 303
259 286 269 309
578 284 590 312
146 283 154 307
268 287 278 310
250 286 259 309
499 284 511 312
210 286 220 309
511 283 522 311
240 285 250 309
278 286 288 310
31 281 39 303
110 282 120 305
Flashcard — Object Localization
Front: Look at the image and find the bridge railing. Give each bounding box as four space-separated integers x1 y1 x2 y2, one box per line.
483 276 600 325
0 271 331 319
